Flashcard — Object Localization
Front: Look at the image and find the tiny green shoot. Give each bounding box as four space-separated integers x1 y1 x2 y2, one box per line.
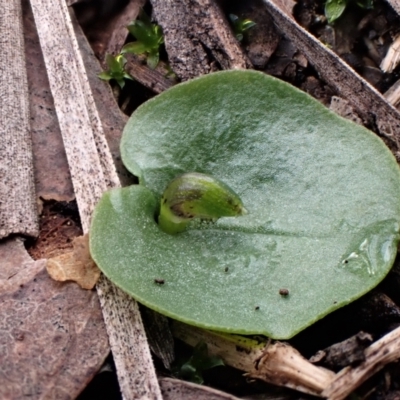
98 54 132 89
121 10 164 69
172 342 224 384
325 0 373 24
229 14 256 42
158 172 247 235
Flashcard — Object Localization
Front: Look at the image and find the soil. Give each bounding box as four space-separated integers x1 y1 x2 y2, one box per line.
26 200 82 260
26 0 400 398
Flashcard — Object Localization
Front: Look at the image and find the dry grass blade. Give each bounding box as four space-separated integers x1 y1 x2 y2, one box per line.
29 0 162 398
0 0 38 239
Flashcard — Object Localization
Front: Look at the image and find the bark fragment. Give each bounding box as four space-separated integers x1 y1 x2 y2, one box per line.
151 0 250 80
310 332 373 369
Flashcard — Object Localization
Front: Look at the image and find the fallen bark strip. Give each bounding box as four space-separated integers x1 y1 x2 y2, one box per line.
29 0 162 398
263 0 400 160
172 321 334 397
0 0 38 239
150 0 250 81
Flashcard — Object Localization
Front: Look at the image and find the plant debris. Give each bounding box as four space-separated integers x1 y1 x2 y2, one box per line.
46 234 101 289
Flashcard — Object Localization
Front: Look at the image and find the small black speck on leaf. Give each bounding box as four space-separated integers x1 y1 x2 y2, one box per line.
154 278 165 285
224 266 229 272
279 288 289 296
255 306 260 310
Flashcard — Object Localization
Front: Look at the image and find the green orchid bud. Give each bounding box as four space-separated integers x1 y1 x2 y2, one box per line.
158 172 247 234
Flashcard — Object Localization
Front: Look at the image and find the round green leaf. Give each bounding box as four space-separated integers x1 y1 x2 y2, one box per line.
90 70 400 339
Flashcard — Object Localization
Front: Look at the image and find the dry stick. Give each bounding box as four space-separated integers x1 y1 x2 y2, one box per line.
172 321 334 397
380 35 400 73
0 0 38 239
384 80 400 108
383 36 400 108
262 0 400 160
124 54 176 94
174 322 400 398
322 325 400 400
379 0 400 107
150 0 250 81
29 0 162 398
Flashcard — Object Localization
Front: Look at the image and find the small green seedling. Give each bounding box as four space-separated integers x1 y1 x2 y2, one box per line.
229 14 256 42
98 54 132 89
122 10 164 69
158 172 247 235
172 342 224 384
325 0 373 23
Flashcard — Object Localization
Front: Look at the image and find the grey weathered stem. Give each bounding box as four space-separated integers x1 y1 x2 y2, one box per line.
0 0 38 239
29 0 162 398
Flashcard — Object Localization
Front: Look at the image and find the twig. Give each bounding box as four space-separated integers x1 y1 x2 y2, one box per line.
124 54 176 94
171 321 334 397
380 35 400 73
322 325 400 400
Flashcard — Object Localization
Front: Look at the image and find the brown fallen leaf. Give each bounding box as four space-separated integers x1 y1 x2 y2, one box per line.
0 237 109 399
46 234 100 289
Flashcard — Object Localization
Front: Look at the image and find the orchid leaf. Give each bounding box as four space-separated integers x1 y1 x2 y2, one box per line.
90 70 400 339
